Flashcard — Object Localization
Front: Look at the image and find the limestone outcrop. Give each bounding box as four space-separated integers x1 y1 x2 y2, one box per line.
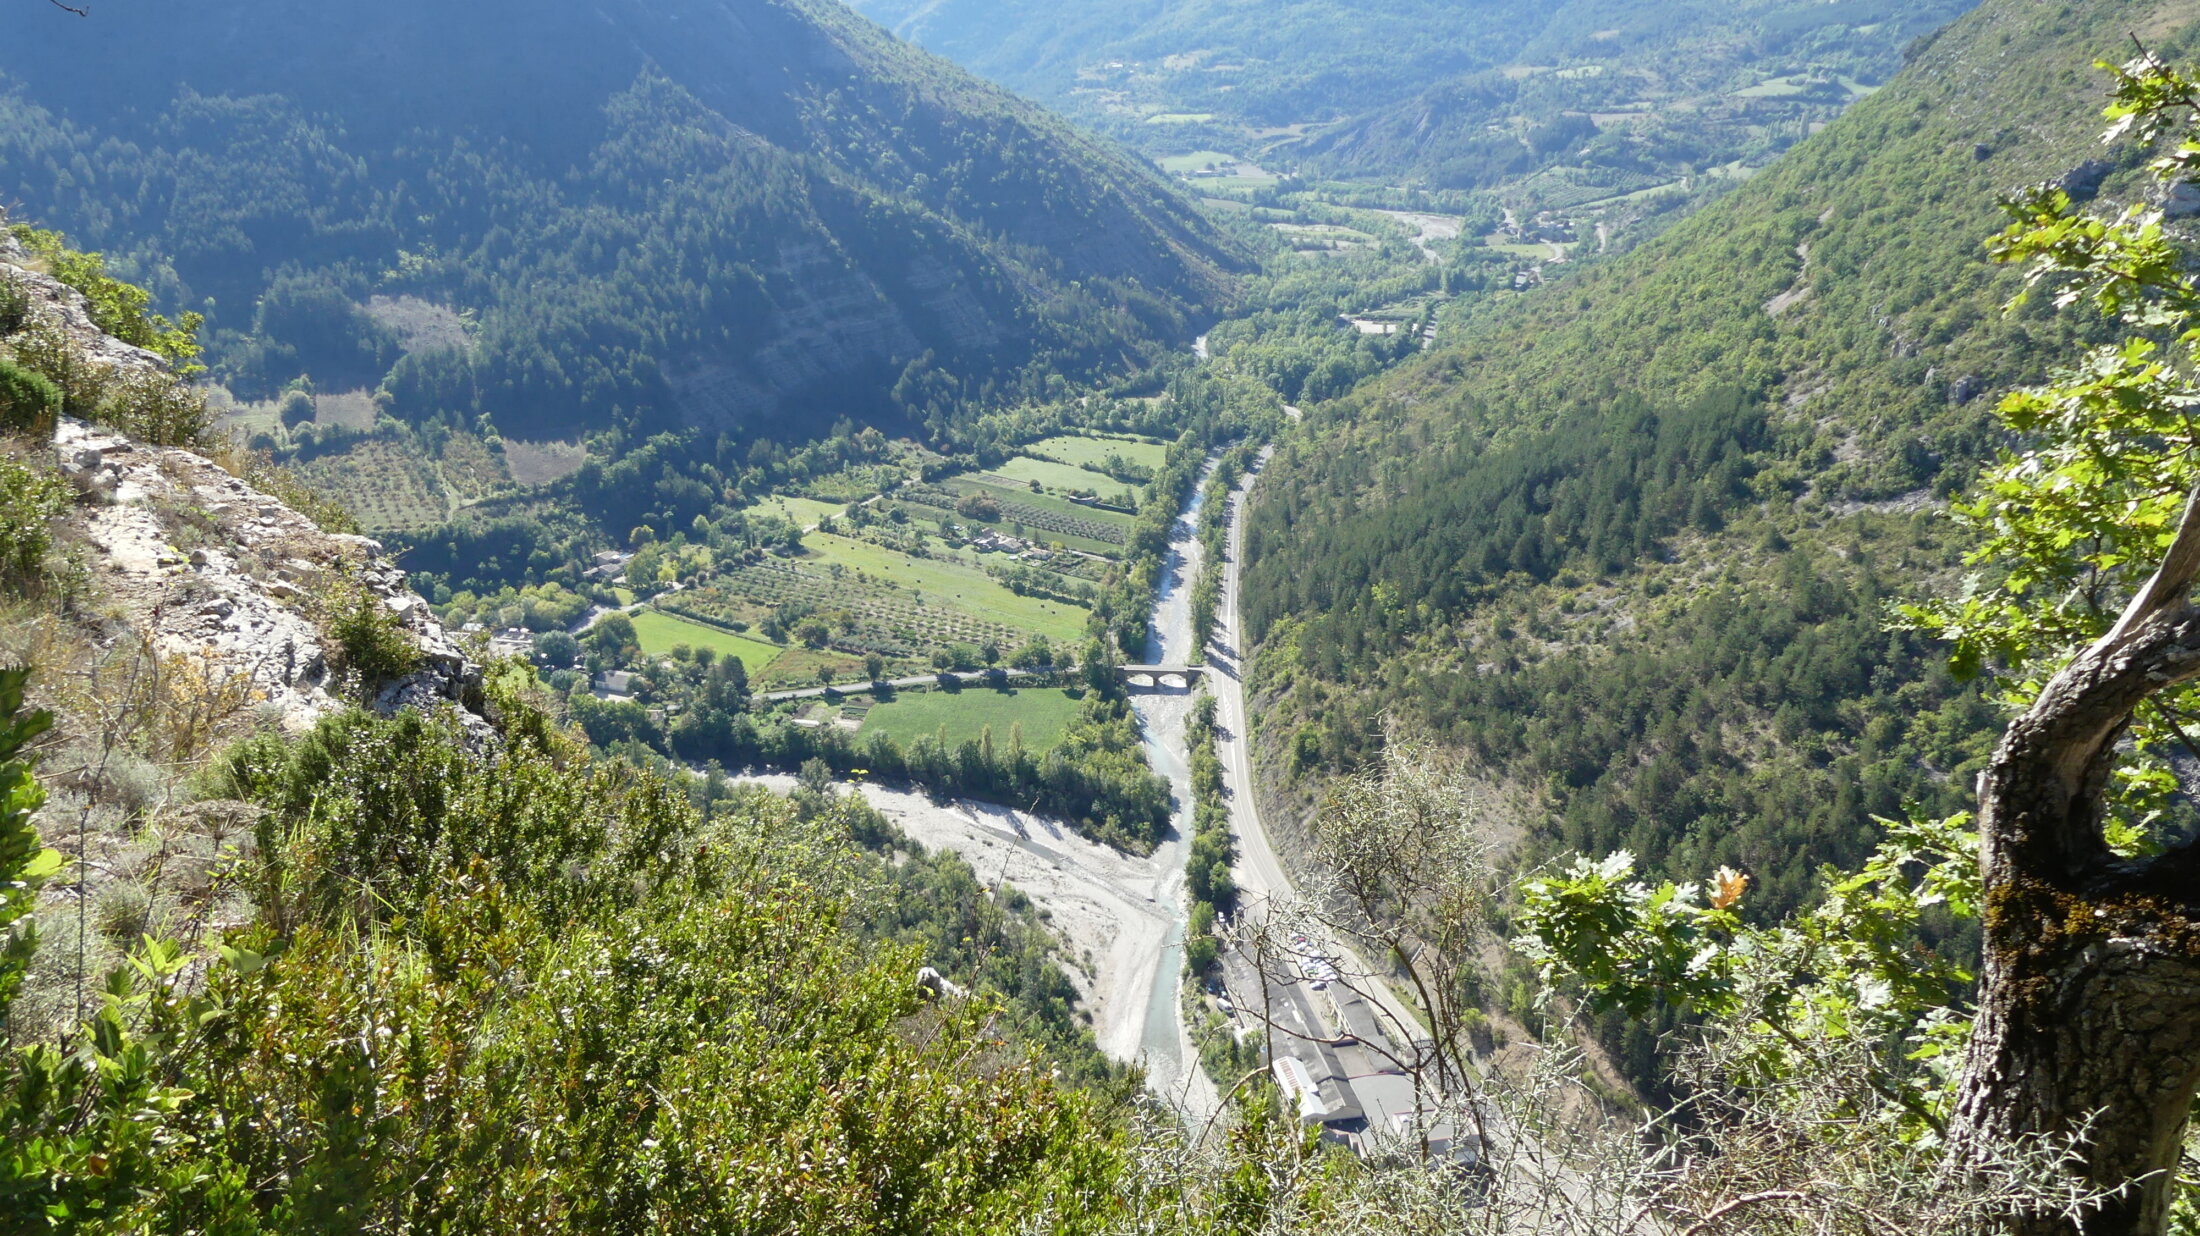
3 209 488 742
0 224 170 378
53 417 489 740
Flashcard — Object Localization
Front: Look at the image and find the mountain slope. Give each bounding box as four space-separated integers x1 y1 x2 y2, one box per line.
0 0 1238 437
849 0 1977 201
1294 0 1977 192
847 0 1546 131
1237 0 2200 966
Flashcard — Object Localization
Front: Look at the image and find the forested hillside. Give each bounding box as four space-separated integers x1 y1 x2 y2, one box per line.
1239 0 2200 1056
0 0 1236 439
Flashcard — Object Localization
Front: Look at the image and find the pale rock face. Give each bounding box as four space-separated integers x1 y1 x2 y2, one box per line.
0 225 171 379
8 209 491 743
2160 179 2200 219
52 418 490 742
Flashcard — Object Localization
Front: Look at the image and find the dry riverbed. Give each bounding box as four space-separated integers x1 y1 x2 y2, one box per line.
733 773 1179 1064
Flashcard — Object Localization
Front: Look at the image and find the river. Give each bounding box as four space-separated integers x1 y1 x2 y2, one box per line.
733 457 1225 1116
1124 457 1219 1105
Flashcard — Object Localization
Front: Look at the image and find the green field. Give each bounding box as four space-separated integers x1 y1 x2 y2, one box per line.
756 645 869 689
1271 223 1379 247
894 499 1125 559
859 686 1083 753
627 609 786 672
988 456 1138 500
747 495 847 529
1156 149 1242 171
947 477 1137 531
1486 238 1563 258
1025 433 1170 474
804 533 1090 643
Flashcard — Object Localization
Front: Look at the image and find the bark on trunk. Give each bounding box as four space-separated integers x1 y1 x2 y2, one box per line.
1950 494 2200 1236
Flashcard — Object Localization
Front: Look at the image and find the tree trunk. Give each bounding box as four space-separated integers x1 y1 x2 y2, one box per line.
1950 494 2200 1236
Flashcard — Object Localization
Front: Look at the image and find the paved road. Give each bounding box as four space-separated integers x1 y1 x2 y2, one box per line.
1201 450 1447 1142
1206 451 1432 1050
1207 451 1607 1216
569 579 684 635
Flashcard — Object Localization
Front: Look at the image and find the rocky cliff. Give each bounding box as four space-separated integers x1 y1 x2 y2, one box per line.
1 219 487 743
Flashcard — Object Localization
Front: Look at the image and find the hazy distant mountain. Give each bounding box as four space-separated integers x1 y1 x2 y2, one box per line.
850 0 1977 196
1295 0 1978 190
0 0 1239 436
848 0 1547 129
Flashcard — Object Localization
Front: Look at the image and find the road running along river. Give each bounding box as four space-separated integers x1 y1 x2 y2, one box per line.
727 456 1226 1117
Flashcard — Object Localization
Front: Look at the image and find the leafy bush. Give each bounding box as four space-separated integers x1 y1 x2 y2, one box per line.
323 583 422 687
3 702 1123 1231
0 665 60 1017
277 388 314 428
0 273 28 336
1 316 114 414
8 224 203 373
0 455 68 581
98 367 212 447
0 357 60 434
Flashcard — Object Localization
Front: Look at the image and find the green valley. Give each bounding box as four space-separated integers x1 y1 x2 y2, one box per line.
6 0 2200 1229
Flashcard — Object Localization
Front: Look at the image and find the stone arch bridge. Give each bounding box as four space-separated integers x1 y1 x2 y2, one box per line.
1116 663 1205 691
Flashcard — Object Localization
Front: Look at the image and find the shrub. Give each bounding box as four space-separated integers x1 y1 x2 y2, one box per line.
100 369 211 446
0 358 60 434
92 881 151 946
0 275 29 336
3 317 113 413
0 455 68 581
278 389 315 428
0 664 58 1016
323 583 422 687
9 224 203 372
534 630 581 667
955 492 1002 520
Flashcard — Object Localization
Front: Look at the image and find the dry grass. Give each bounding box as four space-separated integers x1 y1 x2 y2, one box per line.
502 438 589 486
312 389 378 431
364 294 470 353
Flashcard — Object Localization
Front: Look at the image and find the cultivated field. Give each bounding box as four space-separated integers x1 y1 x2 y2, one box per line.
747 495 846 529
628 609 786 673
987 456 1138 500
754 645 868 688
859 685 1083 753
438 432 512 502
898 482 1130 555
807 533 1088 641
660 538 1085 681
1269 222 1378 252
293 440 449 531
585 429 1144 693
1024 433 1169 474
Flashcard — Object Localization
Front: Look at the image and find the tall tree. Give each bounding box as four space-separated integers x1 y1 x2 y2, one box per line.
1917 51 2200 1236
